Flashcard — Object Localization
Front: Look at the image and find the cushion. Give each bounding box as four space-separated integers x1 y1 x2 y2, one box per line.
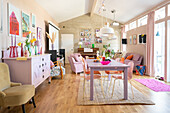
126 55 133 60
50 61 55 69
120 57 125 63
132 54 140 61
2 85 35 107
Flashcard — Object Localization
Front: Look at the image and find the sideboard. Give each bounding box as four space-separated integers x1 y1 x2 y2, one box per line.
3 54 51 88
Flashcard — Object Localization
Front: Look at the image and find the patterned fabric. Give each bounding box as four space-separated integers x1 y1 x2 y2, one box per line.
50 66 65 77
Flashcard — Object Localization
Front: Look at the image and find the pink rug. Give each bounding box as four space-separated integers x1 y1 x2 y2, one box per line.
134 79 170 92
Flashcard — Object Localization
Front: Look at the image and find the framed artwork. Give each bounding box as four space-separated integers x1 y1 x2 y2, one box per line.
22 12 30 38
95 28 100 38
129 36 132 44
8 3 21 36
37 27 42 40
0 0 3 32
32 13 36 28
133 34 137 44
95 38 102 43
80 32 84 36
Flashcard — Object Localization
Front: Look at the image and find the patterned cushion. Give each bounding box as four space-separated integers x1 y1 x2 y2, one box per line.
50 66 65 77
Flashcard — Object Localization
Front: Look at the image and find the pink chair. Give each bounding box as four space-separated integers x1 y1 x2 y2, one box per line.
68 54 84 75
110 61 134 98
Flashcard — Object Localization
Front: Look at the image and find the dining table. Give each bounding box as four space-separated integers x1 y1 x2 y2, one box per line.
86 59 130 101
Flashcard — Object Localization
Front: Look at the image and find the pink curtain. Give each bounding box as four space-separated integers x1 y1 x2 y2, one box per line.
146 11 155 76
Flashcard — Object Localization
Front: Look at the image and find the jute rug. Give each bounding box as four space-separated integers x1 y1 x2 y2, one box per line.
77 76 155 105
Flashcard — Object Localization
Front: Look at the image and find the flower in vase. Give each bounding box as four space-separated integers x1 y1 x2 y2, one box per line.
18 42 21 46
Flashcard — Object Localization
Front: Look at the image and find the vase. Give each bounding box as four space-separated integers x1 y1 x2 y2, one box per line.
51 44 54 50
35 46 37 55
21 43 24 57
24 50 29 57
105 54 109 58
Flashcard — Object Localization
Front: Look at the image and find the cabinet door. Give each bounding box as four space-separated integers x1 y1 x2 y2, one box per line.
42 55 51 78
32 58 42 86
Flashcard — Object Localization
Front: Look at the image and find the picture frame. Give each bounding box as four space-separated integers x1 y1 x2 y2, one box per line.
32 13 36 28
8 3 21 37
0 0 3 32
80 31 84 36
22 11 30 38
129 36 132 45
133 34 137 44
37 27 42 40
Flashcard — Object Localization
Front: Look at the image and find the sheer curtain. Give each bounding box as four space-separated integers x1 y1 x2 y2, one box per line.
146 11 155 76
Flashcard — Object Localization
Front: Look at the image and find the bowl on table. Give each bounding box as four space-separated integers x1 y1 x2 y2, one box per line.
100 61 111 65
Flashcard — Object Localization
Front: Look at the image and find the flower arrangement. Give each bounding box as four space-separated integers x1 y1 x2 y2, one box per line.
46 32 57 50
102 44 115 58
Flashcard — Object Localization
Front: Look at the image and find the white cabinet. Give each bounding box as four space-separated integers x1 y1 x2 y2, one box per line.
3 54 51 88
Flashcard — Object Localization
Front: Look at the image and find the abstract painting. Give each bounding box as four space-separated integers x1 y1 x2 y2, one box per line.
32 13 36 28
133 34 137 44
37 27 42 40
22 12 30 38
130 36 132 44
8 3 21 36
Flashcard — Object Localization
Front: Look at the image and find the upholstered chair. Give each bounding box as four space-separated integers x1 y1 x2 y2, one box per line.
0 63 36 113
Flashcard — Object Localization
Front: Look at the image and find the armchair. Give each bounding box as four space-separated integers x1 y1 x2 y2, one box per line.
0 63 36 113
68 54 83 75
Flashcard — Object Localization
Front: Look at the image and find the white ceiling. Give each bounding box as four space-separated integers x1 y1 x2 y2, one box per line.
94 0 166 23
35 0 93 23
35 0 166 24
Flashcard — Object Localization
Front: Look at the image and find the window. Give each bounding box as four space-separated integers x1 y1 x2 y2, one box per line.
168 4 170 16
138 15 148 27
155 7 165 21
125 24 128 32
129 21 136 30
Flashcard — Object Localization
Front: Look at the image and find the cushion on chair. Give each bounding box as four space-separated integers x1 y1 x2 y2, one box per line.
132 54 140 61
85 75 101 80
112 75 123 79
105 70 122 74
126 55 133 60
2 85 35 107
85 70 101 75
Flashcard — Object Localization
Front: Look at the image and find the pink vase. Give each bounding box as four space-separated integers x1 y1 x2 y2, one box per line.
24 50 29 57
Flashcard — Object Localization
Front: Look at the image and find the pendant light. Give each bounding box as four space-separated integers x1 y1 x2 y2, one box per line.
111 10 120 26
100 8 114 35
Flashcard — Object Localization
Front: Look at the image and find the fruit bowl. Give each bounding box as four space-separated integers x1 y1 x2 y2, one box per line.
100 61 111 65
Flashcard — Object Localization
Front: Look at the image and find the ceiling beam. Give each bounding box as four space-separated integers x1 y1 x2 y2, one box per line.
90 0 97 17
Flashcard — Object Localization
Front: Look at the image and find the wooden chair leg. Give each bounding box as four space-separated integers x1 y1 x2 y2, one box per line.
100 79 105 98
130 80 134 98
83 78 86 99
22 104 25 113
111 79 117 98
48 76 52 84
32 97 36 108
108 76 113 92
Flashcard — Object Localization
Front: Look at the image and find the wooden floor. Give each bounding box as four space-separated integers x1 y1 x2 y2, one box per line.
1 64 170 113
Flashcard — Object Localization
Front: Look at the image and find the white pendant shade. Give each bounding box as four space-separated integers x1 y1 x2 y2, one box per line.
100 22 114 34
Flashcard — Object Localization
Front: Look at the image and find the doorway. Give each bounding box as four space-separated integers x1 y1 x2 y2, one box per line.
61 34 74 64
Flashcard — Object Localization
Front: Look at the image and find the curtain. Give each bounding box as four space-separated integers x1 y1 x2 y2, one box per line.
146 11 155 76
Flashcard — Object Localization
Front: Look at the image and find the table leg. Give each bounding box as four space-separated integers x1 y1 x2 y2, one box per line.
90 68 94 101
124 67 128 100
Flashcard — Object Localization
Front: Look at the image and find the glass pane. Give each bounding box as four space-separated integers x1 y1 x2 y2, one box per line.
125 24 128 32
155 7 165 21
154 22 165 77
168 4 170 16
129 21 136 30
138 15 148 27
167 20 170 82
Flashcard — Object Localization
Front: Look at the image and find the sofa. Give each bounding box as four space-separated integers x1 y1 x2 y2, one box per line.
68 53 84 74
124 53 143 71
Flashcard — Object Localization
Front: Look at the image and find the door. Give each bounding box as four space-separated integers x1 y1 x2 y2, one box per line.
154 22 165 77
61 34 74 63
167 20 170 82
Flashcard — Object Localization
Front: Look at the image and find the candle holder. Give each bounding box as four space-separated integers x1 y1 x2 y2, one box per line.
9 46 18 58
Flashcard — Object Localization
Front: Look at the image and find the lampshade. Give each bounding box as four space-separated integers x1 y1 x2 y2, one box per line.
78 42 83 45
100 22 114 34
156 31 160 36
